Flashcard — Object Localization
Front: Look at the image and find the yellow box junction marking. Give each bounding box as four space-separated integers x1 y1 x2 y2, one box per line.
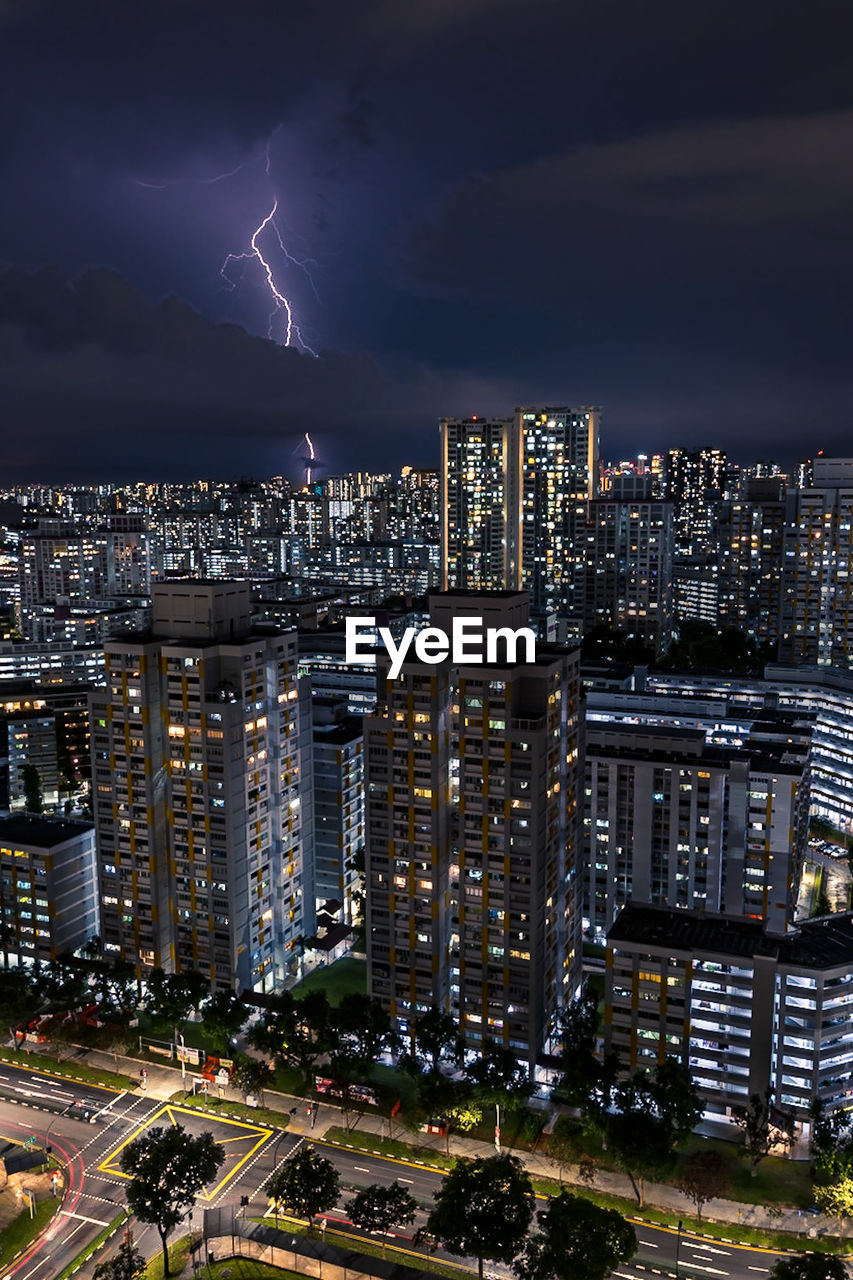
99 1103 273 1201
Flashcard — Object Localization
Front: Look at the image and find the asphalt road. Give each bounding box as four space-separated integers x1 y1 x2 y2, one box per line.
0 1060 792 1280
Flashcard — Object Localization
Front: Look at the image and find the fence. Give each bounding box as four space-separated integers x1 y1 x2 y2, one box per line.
199 1210 435 1280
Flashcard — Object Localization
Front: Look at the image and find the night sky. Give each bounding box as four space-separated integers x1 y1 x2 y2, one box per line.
1 0 852 481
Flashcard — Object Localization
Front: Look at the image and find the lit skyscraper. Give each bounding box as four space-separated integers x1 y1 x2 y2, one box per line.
440 407 600 621
90 581 313 991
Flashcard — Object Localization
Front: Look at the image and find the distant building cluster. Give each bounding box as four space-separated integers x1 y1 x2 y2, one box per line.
1 420 853 1141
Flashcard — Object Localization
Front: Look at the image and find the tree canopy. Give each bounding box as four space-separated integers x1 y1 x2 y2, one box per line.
515 1190 637 1280
119 1124 224 1277
770 1253 848 1280
464 1040 533 1111
346 1180 417 1249
268 1146 341 1225
427 1154 535 1279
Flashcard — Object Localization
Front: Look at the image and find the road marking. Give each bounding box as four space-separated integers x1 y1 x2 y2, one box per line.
689 1244 731 1255
354 1165 371 1172
60 1208 111 1226
99 1102 273 1201
682 1265 728 1276
749 1268 770 1273
397 1177 414 1183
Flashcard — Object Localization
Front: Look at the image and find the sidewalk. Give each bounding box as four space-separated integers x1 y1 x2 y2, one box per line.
77 1044 849 1241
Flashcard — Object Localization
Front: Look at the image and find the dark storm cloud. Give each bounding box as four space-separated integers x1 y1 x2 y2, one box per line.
1 0 853 471
0 267 517 481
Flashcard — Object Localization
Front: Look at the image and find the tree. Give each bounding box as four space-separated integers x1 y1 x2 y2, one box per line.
120 1124 224 1277
814 886 833 917
33 955 89 1013
464 1040 534 1112
248 989 332 1078
268 1147 340 1226
606 1106 674 1207
652 1057 701 1146
552 984 612 1113
22 763 43 814
346 1181 417 1254
546 1116 583 1184
770 1254 848 1280
810 1099 853 1194
145 968 209 1031
427 1154 534 1280
514 1190 637 1280
604 1059 700 1206
201 990 247 1050
813 1175 853 1224
232 1055 274 1106
678 1149 729 1219
329 992 398 1079
92 1238 145 1280
732 1090 774 1174
402 1006 464 1076
0 965 36 1040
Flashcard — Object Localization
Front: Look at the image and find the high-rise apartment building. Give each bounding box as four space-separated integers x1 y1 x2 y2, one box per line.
584 492 674 653
664 448 727 557
365 591 582 1067
583 721 810 941
312 699 364 924
606 903 853 1126
440 408 600 621
90 581 313 991
18 521 109 639
440 417 519 592
518 408 599 618
0 815 99 964
780 459 853 669
717 479 787 644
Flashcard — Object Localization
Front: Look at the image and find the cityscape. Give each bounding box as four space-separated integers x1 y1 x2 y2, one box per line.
1 4 853 1280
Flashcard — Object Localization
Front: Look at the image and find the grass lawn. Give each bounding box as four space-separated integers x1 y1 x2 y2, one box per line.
679 1133 813 1208
290 956 366 1005
0 1046 133 1091
0 1198 59 1270
270 1063 309 1096
548 1118 813 1208
172 1091 290 1130
322 1125 453 1168
368 1061 420 1112
143 1233 195 1278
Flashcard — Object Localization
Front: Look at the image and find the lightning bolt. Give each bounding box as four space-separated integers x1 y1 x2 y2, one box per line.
305 432 316 486
220 200 318 356
135 126 320 358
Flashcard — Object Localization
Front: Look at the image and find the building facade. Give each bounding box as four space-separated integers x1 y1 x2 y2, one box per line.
0 815 99 964
365 591 583 1068
606 903 853 1127
89 581 313 992
584 720 810 940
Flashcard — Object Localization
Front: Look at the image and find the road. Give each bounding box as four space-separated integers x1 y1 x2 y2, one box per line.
0 1059 789 1280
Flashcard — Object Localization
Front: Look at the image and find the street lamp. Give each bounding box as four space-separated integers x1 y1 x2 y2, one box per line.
675 1218 683 1279
43 1101 75 1171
